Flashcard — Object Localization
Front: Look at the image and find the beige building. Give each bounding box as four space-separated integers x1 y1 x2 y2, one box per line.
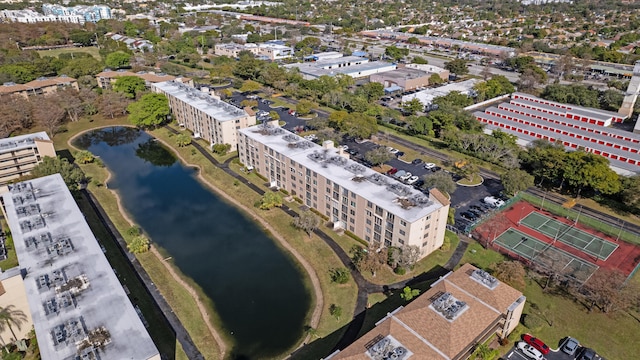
214 42 293 60
0 132 56 186
0 268 34 345
0 76 79 99
95 70 193 89
327 263 526 360
238 125 450 258
153 81 255 149
370 67 433 92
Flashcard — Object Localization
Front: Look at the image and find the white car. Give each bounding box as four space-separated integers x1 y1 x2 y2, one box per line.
399 172 413 181
424 163 436 170
517 341 544 360
386 147 399 154
340 145 349 151
406 176 419 185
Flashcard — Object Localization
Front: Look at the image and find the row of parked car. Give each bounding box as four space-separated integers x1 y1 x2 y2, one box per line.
518 333 595 360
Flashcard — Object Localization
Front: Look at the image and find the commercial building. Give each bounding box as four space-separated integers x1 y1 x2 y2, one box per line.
370 64 449 92
0 9 83 23
0 76 79 99
474 93 640 175
238 124 450 258
360 30 516 57
326 263 526 360
1 174 160 360
284 55 396 80
214 41 293 60
0 132 56 186
402 79 480 107
153 81 255 149
95 70 193 90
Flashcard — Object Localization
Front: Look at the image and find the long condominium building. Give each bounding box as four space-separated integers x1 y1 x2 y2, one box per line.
153 81 255 149
0 132 55 186
238 125 450 258
2 174 160 360
96 70 193 90
327 263 526 360
0 76 79 99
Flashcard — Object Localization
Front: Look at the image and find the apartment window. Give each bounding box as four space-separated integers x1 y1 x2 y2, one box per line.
349 226 355 232
374 217 382 225
425 224 431 230
374 233 381 241
366 227 371 234
423 233 430 238
386 221 394 230
387 213 395 221
351 192 356 198
398 239 405 245
375 206 383 216
422 241 428 247
400 220 407 226
384 240 391 247
366 219 372 225
385 230 393 240
374 224 382 233
350 201 356 207
366 210 372 217
365 235 371 242
426 215 431 220
326 187 331 194
342 189 349 197
342 196 348 204
350 218 355 224
350 209 355 216
341 213 347 221
367 201 373 208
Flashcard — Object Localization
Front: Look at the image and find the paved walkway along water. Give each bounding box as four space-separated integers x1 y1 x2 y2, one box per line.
167 126 472 354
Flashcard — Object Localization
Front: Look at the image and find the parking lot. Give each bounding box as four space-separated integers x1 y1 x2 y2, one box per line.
230 94 306 130
505 340 604 360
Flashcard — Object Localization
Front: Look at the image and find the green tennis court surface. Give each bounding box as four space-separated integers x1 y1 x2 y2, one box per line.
520 212 618 261
494 228 598 283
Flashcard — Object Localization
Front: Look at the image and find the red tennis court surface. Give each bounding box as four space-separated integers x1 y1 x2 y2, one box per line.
472 200 640 276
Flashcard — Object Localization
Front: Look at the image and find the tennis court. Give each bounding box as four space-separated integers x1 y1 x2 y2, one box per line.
520 212 618 261
494 227 599 282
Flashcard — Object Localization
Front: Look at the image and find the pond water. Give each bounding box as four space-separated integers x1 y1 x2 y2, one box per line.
75 127 311 359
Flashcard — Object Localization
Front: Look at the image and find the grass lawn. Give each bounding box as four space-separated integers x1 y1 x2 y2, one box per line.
37 46 101 60
0 219 18 271
457 240 640 359
457 174 483 186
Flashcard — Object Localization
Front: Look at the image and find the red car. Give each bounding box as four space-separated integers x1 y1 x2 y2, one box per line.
522 334 550 355
387 168 398 175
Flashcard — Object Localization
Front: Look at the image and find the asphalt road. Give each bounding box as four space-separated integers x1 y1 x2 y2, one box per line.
504 341 604 360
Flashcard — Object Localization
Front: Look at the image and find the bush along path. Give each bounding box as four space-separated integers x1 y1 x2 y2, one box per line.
164 126 470 354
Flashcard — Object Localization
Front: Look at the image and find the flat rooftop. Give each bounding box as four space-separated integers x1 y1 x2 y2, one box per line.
0 131 50 152
153 80 249 122
285 60 395 78
403 79 480 104
240 125 444 222
374 67 429 80
512 92 625 121
2 174 159 360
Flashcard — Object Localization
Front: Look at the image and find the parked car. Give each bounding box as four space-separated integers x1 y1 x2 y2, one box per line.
424 163 436 170
561 337 580 356
387 168 398 175
394 170 407 179
395 151 405 157
461 212 477 221
406 176 419 185
483 196 505 208
387 147 399 154
578 348 596 360
411 158 424 165
288 109 297 116
399 172 413 181
339 145 348 151
522 334 550 355
517 341 544 360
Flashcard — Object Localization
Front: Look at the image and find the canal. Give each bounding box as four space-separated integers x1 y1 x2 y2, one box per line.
75 127 311 359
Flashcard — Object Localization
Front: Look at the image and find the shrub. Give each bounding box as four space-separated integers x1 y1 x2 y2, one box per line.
440 234 451 251
330 268 350 284
523 313 544 330
126 226 141 237
127 236 150 254
394 266 406 275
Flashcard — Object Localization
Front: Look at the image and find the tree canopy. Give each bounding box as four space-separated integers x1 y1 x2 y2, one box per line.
127 93 170 127
444 58 468 77
30 156 86 190
113 76 146 99
105 51 132 69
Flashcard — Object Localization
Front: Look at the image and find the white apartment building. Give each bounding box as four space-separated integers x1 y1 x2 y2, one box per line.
214 41 293 60
153 81 255 149
0 9 83 24
238 125 450 258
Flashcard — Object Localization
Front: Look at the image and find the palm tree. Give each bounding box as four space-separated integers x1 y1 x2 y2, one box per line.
0 305 28 342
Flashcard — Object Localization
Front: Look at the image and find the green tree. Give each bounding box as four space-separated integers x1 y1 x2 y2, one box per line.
408 115 434 136
490 261 526 290
113 76 146 99
412 56 429 64
30 157 86 190
429 73 444 86
295 99 316 116
257 192 282 210
60 57 103 78
175 133 191 147
329 268 350 284
562 151 621 195
127 235 150 254
74 150 95 164
402 98 424 115
501 169 534 195
69 29 95 46
400 286 420 301
0 64 37 84
293 209 320 237
105 51 132 69
212 143 231 154
268 110 280 121
344 113 377 139
384 45 409 61
364 147 393 166
127 93 170 128
239 79 262 93
357 82 385 101
329 304 342 320
0 305 27 342
423 171 456 195
445 58 469 78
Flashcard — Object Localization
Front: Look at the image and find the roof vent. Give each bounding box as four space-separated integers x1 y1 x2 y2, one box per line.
470 268 499 290
366 334 413 360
